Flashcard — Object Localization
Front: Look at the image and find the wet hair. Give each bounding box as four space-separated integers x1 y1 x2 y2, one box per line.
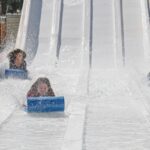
36 77 52 89
8 49 26 63
28 77 55 97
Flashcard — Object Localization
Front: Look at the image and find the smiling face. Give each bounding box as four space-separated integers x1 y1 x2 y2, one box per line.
15 52 23 66
37 82 49 96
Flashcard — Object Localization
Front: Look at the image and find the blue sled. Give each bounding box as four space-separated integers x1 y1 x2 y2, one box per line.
5 69 28 79
27 96 65 112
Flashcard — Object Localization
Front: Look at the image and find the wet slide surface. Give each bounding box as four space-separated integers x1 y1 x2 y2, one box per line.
1 0 150 150
83 70 150 150
0 0 85 150
83 0 150 149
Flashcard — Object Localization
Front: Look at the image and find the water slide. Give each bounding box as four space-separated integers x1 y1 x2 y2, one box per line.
0 0 85 149
1 0 150 149
83 0 150 149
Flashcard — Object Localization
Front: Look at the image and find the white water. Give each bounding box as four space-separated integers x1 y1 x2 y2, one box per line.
0 0 150 149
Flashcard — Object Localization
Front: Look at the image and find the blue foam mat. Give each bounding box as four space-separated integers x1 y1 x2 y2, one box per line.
27 96 65 112
5 69 28 79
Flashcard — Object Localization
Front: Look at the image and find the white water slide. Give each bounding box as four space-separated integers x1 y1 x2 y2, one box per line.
1 0 150 149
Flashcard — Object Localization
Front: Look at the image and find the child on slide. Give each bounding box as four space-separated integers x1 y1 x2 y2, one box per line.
7 49 27 71
27 77 55 97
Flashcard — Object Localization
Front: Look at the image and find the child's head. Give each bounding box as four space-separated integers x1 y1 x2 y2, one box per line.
27 77 55 97
36 77 51 96
15 52 24 63
8 49 26 66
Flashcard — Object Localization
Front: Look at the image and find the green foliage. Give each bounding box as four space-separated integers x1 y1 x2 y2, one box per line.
1 0 23 14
